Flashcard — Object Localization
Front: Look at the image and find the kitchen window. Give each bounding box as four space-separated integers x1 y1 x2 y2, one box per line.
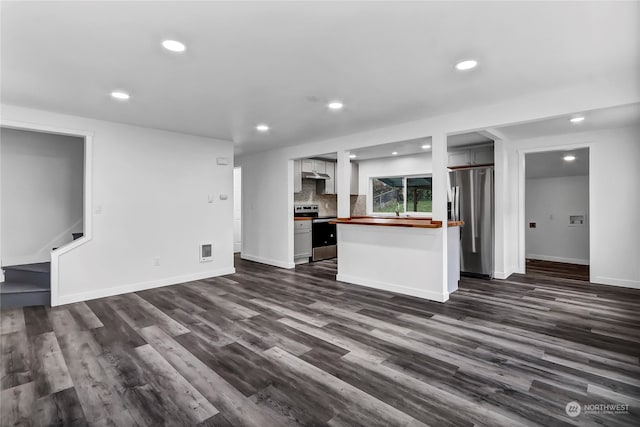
371 175 432 214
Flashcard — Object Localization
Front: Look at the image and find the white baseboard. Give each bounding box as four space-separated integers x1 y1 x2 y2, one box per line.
336 273 449 303
493 271 513 280
241 253 295 269
53 266 236 306
592 276 640 290
526 254 590 266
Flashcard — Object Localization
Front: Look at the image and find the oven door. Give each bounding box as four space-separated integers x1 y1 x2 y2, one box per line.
312 219 337 247
312 219 337 261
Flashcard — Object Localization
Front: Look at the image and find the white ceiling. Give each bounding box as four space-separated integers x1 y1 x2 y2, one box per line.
2 1 638 156
526 148 589 179
498 103 640 140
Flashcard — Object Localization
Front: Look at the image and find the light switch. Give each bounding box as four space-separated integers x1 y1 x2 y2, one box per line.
207 195 214 203
216 157 229 165
95 205 102 214
219 194 228 200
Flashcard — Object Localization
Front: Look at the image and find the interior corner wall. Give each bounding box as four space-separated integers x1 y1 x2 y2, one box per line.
509 125 640 289
1 104 235 304
1 128 84 266
525 175 590 265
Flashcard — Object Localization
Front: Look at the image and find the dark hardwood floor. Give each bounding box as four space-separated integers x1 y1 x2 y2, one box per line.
2 255 640 426
526 259 590 282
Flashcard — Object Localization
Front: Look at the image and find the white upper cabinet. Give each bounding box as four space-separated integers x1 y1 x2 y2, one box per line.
448 146 494 167
301 159 314 173
313 160 326 174
471 147 493 165
320 161 336 194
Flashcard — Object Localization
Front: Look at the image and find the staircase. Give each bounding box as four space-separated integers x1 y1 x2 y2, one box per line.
0 262 51 310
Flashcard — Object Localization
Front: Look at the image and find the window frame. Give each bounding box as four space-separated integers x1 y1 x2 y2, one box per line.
369 173 433 217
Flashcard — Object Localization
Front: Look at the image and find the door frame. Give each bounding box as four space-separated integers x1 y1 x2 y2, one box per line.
517 142 592 279
0 119 93 306
233 166 242 254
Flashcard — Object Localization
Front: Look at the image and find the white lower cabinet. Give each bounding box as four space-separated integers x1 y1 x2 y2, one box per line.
294 220 312 263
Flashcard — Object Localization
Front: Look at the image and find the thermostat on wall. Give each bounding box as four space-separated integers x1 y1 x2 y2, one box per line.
200 242 213 262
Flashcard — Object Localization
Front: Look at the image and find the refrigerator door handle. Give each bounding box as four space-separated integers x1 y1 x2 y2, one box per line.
469 173 477 253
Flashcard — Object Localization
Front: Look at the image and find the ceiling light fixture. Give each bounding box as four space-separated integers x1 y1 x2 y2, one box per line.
563 155 576 162
162 39 186 52
455 59 478 71
349 154 357 158
110 91 130 100
569 116 585 123
422 144 431 149
392 151 398 156
256 124 270 132
328 101 344 110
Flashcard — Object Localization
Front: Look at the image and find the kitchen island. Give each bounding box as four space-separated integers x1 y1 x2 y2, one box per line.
330 217 463 302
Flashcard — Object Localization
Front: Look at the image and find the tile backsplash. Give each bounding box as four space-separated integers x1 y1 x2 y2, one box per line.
294 179 366 217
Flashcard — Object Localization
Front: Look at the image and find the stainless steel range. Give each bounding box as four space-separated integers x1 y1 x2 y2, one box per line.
294 204 337 261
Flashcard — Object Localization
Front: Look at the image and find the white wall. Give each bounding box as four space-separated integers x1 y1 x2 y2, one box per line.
506 125 640 289
357 153 433 213
1 128 84 266
1 104 235 305
525 175 589 265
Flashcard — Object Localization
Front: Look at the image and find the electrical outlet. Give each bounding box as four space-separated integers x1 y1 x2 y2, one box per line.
153 257 160 266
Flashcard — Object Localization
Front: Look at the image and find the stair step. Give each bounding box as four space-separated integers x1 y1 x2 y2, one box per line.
4 262 51 274
1 281 50 294
3 262 51 288
0 287 50 310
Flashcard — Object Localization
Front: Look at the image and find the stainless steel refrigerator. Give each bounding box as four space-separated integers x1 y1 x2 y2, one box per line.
449 166 494 277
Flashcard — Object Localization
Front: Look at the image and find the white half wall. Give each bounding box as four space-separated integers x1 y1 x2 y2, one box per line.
509 126 640 289
525 175 590 265
1 104 235 304
1 128 84 266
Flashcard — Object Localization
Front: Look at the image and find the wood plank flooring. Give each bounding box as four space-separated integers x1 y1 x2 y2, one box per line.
2 255 640 426
526 259 590 282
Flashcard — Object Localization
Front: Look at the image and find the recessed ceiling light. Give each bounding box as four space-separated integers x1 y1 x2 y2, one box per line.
162 40 186 52
569 116 585 123
256 124 270 132
563 155 576 162
328 101 344 110
349 154 357 158
421 144 431 149
455 60 478 71
110 91 130 100
392 151 398 156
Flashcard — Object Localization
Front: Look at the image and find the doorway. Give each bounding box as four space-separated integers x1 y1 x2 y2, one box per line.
1 126 87 309
233 167 242 253
524 148 590 281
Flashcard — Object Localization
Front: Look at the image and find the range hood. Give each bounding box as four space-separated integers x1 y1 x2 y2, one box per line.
302 171 330 180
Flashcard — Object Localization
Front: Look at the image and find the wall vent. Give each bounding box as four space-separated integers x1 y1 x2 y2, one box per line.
200 242 213 262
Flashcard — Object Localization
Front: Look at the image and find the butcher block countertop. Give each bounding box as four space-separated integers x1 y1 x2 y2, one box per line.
294 217 313 221
330 217 464 228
